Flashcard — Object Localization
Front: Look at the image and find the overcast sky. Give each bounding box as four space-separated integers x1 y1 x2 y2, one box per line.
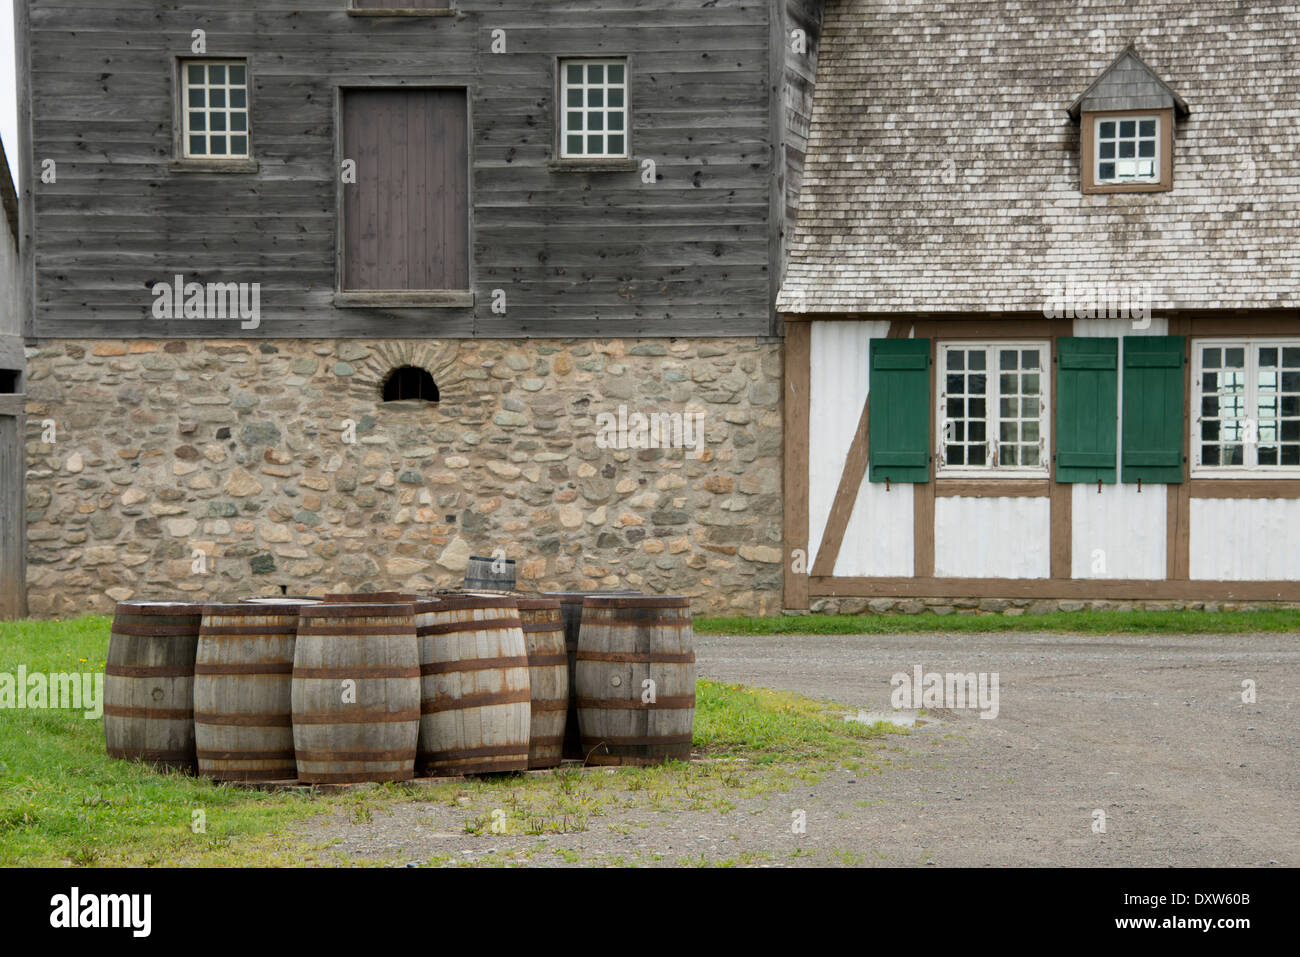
0 0 19 191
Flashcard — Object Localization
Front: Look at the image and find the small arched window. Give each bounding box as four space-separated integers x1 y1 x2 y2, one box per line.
382 366 439 402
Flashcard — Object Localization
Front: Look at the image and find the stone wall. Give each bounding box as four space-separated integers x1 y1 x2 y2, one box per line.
22 338 784 617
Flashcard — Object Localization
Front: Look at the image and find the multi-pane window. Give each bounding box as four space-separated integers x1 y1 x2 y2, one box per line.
939 343 1048 473
560 59 628 158
1095 116 1158 183
183 60 250 159
1195 340 1300 473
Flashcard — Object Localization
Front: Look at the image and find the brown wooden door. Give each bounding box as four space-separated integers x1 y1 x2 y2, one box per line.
0 404 25 619
341 89 469 292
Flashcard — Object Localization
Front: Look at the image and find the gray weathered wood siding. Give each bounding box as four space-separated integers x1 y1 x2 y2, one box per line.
0 136 25 619
21 0 788 339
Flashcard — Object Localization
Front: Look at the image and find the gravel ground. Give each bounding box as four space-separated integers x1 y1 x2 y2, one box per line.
298 630 1299 867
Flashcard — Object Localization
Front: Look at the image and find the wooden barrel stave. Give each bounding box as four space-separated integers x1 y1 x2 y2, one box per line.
194 603 300 781
104 601 203 772
515 598 568 769
575 596 695 766
415 596 531 776
291 604 420 784
543 590 640 760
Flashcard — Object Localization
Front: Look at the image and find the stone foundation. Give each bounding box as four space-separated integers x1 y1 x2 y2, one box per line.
798 598 1300 616
22 337 783 617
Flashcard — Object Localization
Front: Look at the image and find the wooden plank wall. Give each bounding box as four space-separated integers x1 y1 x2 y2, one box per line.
0 402 26 619
0 133 26 618
21 0 781 339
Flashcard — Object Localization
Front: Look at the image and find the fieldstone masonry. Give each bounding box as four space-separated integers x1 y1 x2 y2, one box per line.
22 338 784 617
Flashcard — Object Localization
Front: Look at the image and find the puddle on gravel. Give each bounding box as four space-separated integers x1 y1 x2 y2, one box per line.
842 710 935 729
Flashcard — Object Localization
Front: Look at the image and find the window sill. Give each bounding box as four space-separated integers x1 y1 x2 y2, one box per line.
335 290 474 308
1082 181 1172 195
347 8 457 16
548 158 638 173
935 477 1051 497
1189 471 1300 481
170 159 259 174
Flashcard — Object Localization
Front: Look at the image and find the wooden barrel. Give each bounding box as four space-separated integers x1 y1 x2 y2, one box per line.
464 556 516 592
543 590 640 760
194 603 303 782
516 598 568 769
575 596 695 766
322 592 421 603
291 603 420 784
414 596 531 776
104 601 203 772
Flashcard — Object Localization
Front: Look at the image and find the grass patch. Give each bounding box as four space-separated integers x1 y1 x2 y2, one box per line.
696 608 1300 636
0 615 893 867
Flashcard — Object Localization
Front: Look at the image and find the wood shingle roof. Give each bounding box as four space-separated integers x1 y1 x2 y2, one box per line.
777 0 1300 314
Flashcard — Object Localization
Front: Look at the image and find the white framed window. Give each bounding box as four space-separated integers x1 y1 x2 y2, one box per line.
1095 115 1159 183
183 60 250 159
560 58 628 158
938 342 1050 475
1193 339 1300 475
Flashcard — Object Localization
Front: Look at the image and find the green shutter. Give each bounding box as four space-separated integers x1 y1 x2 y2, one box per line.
1055 337 1118 484
1121 335 1185 484
868 338 930 483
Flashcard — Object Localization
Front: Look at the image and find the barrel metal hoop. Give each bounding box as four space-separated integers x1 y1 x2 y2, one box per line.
525 654 568 667
194 711 293 727
194 662 293 676
419 656 529 675
293 666 419 679
292 708 421 724
300 771 415 784
295 748 416 762
580 733 694 747
294 625 415 636
574 651 696 664
528 699 570 712
197 749 296 761
198 624 299 637
420 689 532 713
420 744 529 761
105 664 195 678
575 695 696 710
103 704 194 720
416 616 522 636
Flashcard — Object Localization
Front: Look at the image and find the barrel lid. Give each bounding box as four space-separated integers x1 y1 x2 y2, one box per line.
203 601 315 616
424 594 519 612
322 592 422 603
543 590 641 602
582 595 690 609
468 556 516 565
240 595 321 604
299 602 417 617
514 597 562 611
113 600 204 615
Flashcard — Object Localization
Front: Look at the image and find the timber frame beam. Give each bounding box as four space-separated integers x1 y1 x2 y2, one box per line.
782 312 1300 609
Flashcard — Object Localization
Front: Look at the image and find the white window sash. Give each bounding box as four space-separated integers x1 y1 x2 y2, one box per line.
182 59 251 160
1094 114 1160 184
559 58 629 159
936 341 1051 478
1191 338 1300 477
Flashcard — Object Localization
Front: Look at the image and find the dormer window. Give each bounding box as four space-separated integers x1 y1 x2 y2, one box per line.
1068 47 1187 195
1095 115 1158 183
